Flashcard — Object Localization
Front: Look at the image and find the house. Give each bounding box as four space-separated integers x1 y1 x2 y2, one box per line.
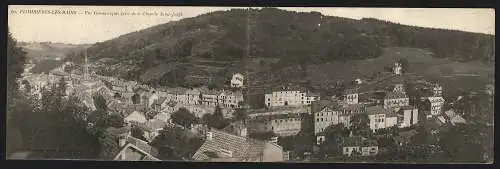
394 129 418 147
124 111 147 125
264 90 319 108
343 88 359 105
312 100 340 134
200 89 222 106
398 106 419 128
432 84 443 97
230 73 244 88
222 121 249 138
443 108 466 126
138 119 168 142
248 112 303 137
192 130 284 162
393 62 402 75
341 136 379 157
366 106 398 132
104 126 160 161
338 103 366 127
423 96 445 117
217 90 244 108
383 92 409 111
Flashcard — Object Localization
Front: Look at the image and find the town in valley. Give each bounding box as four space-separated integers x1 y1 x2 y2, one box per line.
7 7 494 163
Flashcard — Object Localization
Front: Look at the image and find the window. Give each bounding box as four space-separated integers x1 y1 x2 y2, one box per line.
317 118 320 122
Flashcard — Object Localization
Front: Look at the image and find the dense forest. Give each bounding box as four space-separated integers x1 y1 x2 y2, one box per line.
66 8 494 86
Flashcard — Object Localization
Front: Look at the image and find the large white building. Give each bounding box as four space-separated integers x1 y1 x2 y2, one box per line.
398 106 419 128
425 96 445 117
366 106 398 132
313 100 366 134
264 90 319 108
383 84 410 111
230 73 244 88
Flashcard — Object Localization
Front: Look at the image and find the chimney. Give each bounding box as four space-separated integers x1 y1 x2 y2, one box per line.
118 134 128 147
206 131 213 140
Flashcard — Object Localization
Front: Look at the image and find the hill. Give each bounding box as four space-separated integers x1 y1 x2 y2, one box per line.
19 42 89 63
65 8 495 92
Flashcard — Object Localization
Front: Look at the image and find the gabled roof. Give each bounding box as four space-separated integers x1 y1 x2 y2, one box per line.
125 111 147 124
139 119 167 132
113 141 159 161
311 100 338 113
192 130 282 162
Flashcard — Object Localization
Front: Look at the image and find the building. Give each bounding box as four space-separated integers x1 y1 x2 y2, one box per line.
341 136 379 157
443 108 466 126
138 119 169 142
124 111 147 125
338 104 366 127
366 106 398 132
217 90 244 108
192 130 284 162
424 96 445 117
432 84 443 96
398 106 419 128
230 73 244 88
393 62 402 75
103 127 160 161
264 90 319 108
248 112 303 137
312 100 340 134
383 92 409 111
342 88 359 105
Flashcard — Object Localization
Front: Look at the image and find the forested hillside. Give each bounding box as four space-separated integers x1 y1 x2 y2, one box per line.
66 8 494 87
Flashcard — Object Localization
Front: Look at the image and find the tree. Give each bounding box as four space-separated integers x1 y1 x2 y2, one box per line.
439 124 483 162
171 108 199 129
131 126 147 141
350 113 371 137
93 93 107 112
320 124 350 156
232 108 248 122
209 105 229 129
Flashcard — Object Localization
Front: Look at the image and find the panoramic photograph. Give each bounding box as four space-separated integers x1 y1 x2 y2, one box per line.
6 6 494 163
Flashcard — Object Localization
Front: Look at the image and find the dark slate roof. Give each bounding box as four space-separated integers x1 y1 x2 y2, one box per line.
192 130 282 161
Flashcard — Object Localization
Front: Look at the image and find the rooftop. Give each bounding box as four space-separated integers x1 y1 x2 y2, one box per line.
311 100 339 113
366 106 396 116
192 130 282 161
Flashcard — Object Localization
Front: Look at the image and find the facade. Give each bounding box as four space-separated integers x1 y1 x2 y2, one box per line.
343 88 359 105
383 92 410 111
312 100 340 134
426 96 445 117
366 106 398 132
398 106 419 128
264 90 319 107
230 73 244 88
393 62 402 75
432 84 443 97
249 112 303 137
192 130 284 162
341 136 379 157
217 91 244 108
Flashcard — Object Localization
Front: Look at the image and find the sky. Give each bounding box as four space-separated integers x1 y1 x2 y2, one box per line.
8 5 495 44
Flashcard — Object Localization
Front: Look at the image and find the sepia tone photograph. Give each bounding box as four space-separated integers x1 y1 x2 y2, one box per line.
6 5 494 163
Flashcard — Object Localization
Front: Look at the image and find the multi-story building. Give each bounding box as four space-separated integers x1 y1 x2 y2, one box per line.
248 112 303 137
366 106 398 132
398 106 419 128
264 90 320 108
313 100 340 134
217 90 244 108
383 92 409 111
230 73 244 88
423 96 445 117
